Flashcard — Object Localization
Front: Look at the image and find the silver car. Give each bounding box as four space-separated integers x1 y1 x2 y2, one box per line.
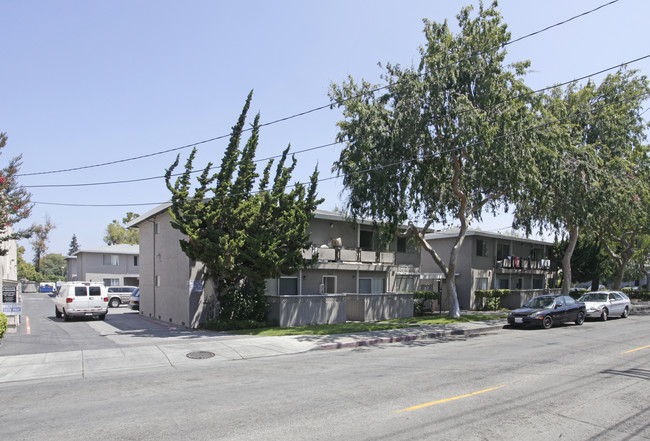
578 291 631 321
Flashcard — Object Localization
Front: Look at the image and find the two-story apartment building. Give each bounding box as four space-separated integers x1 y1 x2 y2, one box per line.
65 244 140 286
127 206 420 328
422 228 557 310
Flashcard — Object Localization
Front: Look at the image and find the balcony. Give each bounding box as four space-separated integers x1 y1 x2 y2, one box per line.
303 247 395 270
495 257 553 273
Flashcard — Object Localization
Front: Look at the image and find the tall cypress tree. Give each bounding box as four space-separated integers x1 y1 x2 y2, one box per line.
165 92 321 320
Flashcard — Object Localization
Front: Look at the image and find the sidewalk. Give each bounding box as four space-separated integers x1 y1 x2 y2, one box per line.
2 302 648 385
0 318 505 384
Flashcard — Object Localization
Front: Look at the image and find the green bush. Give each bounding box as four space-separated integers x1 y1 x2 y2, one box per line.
200 318 278 332
625 290 650 301
219 278 268 322
475 290 509 311
412 291 441 316
0 312 7 339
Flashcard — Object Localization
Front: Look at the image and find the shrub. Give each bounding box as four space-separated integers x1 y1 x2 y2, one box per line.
219 278 268 322
412 291 441 315
475 290 509 311
200 318 278 332
0 312 7 339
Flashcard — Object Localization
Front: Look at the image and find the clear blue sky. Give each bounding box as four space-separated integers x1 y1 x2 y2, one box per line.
2 0 649 261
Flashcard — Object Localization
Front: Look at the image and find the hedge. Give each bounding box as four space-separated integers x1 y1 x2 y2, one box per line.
475 289 510 311
0 312 7 339
413 290 441 315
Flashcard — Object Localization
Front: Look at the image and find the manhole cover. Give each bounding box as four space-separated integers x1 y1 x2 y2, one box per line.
186 351 215 359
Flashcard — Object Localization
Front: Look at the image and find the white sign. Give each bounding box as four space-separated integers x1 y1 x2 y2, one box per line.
2 303 21 315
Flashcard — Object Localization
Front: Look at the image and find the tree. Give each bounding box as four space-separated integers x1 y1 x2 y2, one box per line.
590 70 650 290
0 132 33 254
31 217 55 273
68 234 80 255
17 246 40 281
329 2 537 316
41 253 66 278
104 212 139 245
551 233 613 291
516 69 650 293
165 92 321 321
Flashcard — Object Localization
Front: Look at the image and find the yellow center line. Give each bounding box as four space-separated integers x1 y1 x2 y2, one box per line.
621 345 650 354
395 385 506 413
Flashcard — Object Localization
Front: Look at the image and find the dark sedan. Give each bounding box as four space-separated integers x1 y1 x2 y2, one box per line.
508 295 586 329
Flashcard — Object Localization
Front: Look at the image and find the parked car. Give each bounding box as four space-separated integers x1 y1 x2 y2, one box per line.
107 286 138 308
508 295 586 329
54 282 108 321
129 287 140 310
577 291 631 321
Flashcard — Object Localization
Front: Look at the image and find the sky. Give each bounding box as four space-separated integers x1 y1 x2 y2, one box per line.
2 0 649 262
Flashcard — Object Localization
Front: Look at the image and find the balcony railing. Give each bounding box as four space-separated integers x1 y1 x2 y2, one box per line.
496 257 552 270
304 247 395 265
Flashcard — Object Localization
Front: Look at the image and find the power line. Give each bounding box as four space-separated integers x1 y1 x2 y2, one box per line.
23 54 650 189
32 88 649 208
17 0 622 178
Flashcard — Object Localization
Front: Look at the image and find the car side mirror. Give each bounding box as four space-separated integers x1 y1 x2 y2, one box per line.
555 304 563 309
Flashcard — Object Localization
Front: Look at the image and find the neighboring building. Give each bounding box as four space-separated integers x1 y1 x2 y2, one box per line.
65 244 140 287
127 206 420 328
421 228 557 310
1 227 20 332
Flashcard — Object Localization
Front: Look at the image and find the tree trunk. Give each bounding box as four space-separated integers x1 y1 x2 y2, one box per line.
561 224 579 295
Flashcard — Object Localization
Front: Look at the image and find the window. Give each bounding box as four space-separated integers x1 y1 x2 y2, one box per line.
393 276 413 293
476 239 488 257
359 277 386 293
279 277 298 295
530 247 543 260
533 278 544 289
397 237 407 253
322 276 337 294
497 244 510 261
497 278 510 289
89 286 102 296
475 277 488 290
74 287 87 297
155 275 161 287
104 278 119 287
360 230 375 251
133 256 138 266
154 222 160 234
103 254 120 266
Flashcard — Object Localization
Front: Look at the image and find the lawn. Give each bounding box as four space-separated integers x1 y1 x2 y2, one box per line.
228 314 506 336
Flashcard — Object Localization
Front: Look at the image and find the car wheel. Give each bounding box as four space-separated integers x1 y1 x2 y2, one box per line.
55 306 62 318
575 311 585 326
601 308 608 321
621 307 629 318
109 298 121 308
63 309 70 322
542 316 553 329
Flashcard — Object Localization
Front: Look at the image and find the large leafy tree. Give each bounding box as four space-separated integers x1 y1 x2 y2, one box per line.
30 217 54 273
165 92 321 320
330 2 537 316
0 132 33 254
515 81 602 294
516 70 649 293
104 212 139 245
590 70 650 289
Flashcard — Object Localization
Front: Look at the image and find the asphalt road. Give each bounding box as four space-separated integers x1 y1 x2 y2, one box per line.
1 299 648 441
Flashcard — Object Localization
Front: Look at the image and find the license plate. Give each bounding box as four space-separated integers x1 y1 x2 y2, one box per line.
515 317 523 324
85 312 93 316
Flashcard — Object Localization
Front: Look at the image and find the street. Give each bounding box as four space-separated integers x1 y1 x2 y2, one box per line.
1 294 649 440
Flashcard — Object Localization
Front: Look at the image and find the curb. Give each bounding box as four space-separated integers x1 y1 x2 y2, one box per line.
319 325 501 350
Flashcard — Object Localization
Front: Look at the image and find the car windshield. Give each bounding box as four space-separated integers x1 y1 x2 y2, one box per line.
580 293 608 302
525 297 555 309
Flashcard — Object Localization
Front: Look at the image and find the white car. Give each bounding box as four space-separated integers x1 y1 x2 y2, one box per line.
577 291 631 321
54 282 108 321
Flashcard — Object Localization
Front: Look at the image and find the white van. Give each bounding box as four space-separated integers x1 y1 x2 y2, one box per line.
54 282 108 321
